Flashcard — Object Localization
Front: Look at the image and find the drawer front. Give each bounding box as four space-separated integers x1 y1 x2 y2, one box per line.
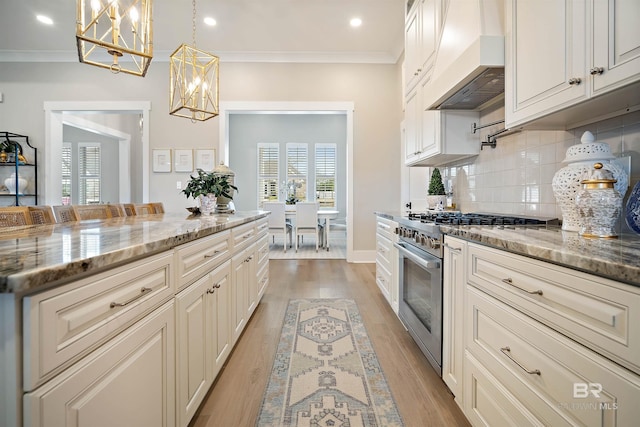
23 251 175 391
175 230 231 289
256 234 269 268
376 233 393 271
467 242 640 374
231 221 256 250
257 261 269 300
376 259 392 297
464 352 543 427
466 286 640 427
256 216 269 239
376 217 397 241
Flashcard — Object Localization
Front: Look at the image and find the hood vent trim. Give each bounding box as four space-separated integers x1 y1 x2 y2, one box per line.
436 67 505 110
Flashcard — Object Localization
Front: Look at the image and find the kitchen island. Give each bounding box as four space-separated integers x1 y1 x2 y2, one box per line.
0 211 270 427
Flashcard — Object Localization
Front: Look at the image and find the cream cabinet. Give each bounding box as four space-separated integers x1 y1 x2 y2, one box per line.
404 102 480 167
175 260 231 427
505 0 640 129
375 216 399 313
231 243 254 343
454 240 640 426
442 236 466 407
24 300 176 427
404 0 440 95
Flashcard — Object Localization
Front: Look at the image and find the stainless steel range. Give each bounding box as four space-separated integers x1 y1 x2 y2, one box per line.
394 211 558 376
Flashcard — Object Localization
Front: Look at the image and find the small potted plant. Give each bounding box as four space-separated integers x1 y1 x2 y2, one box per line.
182 168 238 215
427 167 447 210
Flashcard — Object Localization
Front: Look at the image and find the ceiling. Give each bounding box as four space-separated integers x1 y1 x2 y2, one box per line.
0 0 405 64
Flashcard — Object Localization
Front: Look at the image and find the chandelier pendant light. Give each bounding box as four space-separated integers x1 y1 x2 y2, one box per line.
76 0 153 76
169 0 220 122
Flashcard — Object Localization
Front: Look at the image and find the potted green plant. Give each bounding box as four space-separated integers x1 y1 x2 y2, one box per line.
182 168 238 215
427 167 447 210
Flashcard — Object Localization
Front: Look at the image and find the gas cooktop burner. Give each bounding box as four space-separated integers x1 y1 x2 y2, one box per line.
406 212 559 226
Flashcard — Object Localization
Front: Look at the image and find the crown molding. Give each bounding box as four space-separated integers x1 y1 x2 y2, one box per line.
0 49 401 64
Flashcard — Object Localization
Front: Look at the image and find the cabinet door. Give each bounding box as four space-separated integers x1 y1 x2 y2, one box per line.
505 0 587 127
231 248 249 343
24 301 175 427
210 260 232 377
404 88 421 164
419 0 438 74
592 0 640 94
405 7 421 93
442 236 465 404
175 275 213 427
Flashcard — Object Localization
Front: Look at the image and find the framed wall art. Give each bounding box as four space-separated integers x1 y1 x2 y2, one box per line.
195 149 216 172
174 149 194 172
152 149 171 173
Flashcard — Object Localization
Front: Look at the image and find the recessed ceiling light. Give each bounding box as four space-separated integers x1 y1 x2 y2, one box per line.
204 17 217 26
350 17 362 27
36 15 54 25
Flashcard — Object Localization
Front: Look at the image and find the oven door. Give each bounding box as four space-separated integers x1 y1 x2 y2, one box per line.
395 241 442 375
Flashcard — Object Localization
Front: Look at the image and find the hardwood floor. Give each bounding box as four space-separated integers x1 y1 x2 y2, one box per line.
189 259 470 427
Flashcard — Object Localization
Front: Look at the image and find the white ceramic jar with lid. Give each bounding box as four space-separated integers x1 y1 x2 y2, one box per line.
552 131 628 231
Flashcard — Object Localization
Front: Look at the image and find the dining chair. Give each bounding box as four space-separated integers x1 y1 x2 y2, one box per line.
28 206 56 224
0 206 32 227
150 202 165 214
52 205 79 223
122 203 136 216
106 204 126 218
294 202 324 252
134 203 156 215
73 204 114 220
264 202 292 252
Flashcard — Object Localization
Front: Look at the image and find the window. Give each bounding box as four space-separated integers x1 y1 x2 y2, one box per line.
257 143 279 208
61 144 72 205
315 144 337 207
286 143 308 202
78 143 101 204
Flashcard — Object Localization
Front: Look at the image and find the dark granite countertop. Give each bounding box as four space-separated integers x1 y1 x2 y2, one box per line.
0 211 268 295
374 211 640 288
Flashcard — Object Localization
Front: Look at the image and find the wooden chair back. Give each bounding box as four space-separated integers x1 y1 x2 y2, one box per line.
150 202 165 214
28 206 56 224
53 205 78 223
122 203 136 216
0 206 32 227
73 205 114 221
105 204 126 218
134 203 156 215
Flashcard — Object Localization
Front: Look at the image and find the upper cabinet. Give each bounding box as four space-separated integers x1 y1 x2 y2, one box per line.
404 0 441 94
505 0 640 129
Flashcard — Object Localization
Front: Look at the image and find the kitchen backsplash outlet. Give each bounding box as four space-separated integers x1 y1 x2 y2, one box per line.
440 107 640 233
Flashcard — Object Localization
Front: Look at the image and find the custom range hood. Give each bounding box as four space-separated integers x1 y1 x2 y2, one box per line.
424 0 505 111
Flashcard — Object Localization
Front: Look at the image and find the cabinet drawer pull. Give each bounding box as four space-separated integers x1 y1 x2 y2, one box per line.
444 243 461 252
204 250 221 258
206 287 215 294
590 67 604 75
502 278 543 296
500 346 541 375
110 287 152 308
568 77 581 85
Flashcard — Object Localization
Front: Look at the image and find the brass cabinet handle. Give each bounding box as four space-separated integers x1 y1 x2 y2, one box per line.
500 346 541 375
204 250 221 258
502 278 543 296
110 287 152 308
443 243 462 252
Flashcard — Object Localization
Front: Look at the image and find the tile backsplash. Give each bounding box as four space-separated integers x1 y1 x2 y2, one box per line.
440 106 640 232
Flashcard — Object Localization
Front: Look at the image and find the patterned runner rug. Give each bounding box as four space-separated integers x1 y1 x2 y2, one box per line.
256 298 404 426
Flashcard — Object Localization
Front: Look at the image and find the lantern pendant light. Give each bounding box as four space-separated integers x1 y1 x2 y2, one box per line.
76 0 153 76
169 0 220 122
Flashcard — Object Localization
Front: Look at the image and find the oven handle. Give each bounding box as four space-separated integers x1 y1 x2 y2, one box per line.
394 242 441 270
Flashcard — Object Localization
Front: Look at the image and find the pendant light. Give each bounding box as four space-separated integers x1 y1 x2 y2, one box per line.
76 0 153 76
169 0 220 122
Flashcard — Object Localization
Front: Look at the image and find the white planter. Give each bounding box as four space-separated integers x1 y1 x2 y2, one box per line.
4 173 28 194
199 194 216 215
426 195 447 210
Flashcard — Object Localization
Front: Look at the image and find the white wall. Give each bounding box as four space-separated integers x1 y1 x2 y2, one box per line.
0 60 403 254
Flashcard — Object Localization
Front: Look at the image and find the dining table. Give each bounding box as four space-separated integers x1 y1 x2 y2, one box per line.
284 206 339 251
